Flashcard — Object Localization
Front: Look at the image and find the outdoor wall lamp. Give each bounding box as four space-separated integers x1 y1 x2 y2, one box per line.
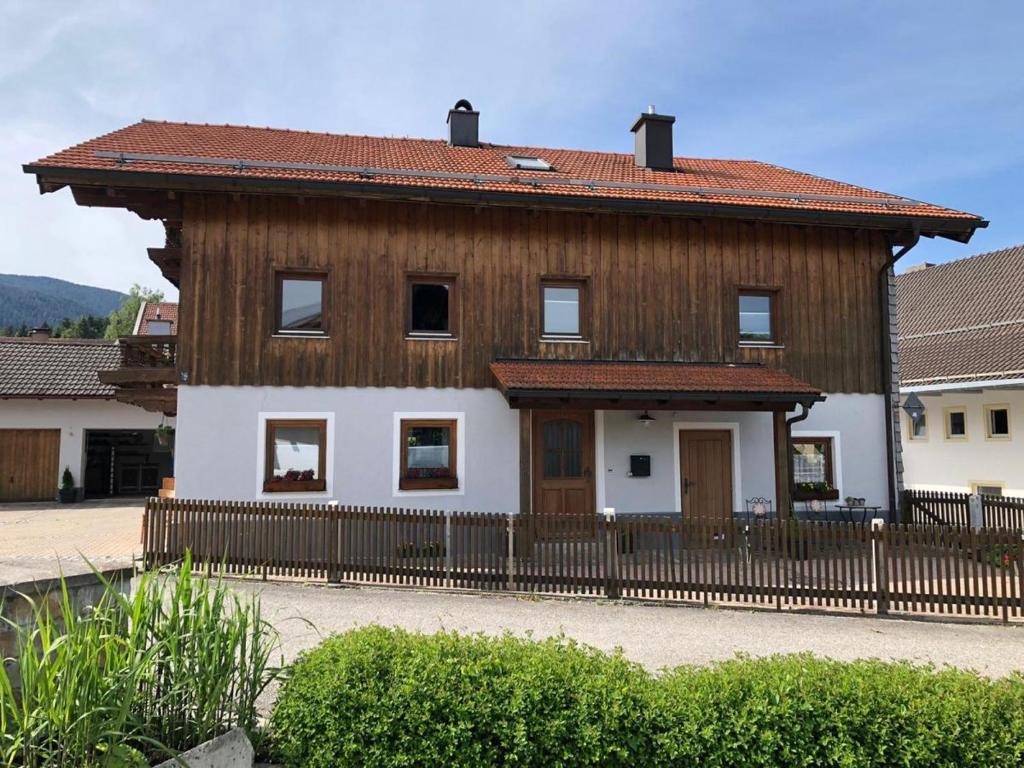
637 411 655 427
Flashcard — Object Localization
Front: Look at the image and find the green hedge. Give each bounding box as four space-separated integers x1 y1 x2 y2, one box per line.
270 626 1024 768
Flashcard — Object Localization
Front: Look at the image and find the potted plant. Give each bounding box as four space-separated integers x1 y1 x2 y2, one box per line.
58 466 76 503
793 481 839 501
155 423 175 448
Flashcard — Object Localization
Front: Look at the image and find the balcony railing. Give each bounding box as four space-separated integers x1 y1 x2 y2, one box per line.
119 335 177 368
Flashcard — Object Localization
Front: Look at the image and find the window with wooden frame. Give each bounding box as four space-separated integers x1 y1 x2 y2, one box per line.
984 404 1010 440
792 437 836 499
738 289 779 345
944 407 967 440
264 419 327 492
406 274 458 338
540 278 588 340
399 418 458 490
274 270 327 336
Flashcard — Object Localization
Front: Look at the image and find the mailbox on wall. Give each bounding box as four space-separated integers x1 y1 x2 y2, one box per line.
629 454 651 477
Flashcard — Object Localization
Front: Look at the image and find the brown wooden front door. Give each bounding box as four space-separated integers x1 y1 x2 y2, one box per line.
532 411 595 531
0 429 60 501
679 429 734 522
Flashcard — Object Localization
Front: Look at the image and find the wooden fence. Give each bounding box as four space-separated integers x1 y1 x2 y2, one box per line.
902 490 1024 530
143 498 1024 622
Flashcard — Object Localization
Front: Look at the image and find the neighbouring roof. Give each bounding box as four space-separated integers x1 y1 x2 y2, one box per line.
897 245 1024 387
134 301 178 335
25 120 982 239
490 359 822 403
0 337 118 399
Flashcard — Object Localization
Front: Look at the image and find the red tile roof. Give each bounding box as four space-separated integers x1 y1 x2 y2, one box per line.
138 302 178 335
0 337 118 398
897 245 1024 386
26 120 981 230
490 359 822 400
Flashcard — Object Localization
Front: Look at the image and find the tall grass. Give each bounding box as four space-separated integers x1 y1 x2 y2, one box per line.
0 552 279 767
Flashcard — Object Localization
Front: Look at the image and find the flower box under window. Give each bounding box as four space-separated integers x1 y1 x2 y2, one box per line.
793 484 839 502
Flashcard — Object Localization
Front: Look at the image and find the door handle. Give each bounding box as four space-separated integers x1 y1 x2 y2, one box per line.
683 478 695 494
584 467 592 478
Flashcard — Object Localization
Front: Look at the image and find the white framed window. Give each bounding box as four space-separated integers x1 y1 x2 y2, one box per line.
984 404 1010 440
944 407 967 440
971 481 1004 497
392 411 465 496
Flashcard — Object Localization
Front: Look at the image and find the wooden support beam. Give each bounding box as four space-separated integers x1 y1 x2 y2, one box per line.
519 409 532 519
98 368 178 385
773 410 792 519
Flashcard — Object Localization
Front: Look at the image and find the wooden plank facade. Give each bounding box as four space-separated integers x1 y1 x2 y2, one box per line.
176 193 890 393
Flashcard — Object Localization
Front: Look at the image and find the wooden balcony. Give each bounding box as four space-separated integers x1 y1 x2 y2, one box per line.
98 335 178 415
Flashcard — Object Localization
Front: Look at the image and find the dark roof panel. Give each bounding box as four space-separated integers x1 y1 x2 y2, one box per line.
0 338 118 398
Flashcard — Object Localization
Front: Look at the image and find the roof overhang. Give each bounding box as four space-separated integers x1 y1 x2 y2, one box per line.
901 376 1024 395
490 359 825 411
24 164 985 244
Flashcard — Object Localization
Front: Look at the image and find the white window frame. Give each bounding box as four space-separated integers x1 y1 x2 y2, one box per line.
392 411 466 497
983 404 1011 441
255 411 335 500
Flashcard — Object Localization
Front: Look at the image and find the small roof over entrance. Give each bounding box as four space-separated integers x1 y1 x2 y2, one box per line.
490 359 824 411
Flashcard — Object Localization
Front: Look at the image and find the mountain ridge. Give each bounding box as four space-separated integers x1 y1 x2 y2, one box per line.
0 274 126 329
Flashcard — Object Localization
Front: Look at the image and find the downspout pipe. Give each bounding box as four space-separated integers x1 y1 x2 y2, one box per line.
880 224 920 521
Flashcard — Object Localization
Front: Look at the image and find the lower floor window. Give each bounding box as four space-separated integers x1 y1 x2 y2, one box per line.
400 418 458 490
792 437 835 496
264 419 327 492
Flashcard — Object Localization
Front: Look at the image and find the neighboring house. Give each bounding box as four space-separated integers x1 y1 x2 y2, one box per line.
23 103 984 518
133 301 178 336
897 245 1024 496
0 329 173 501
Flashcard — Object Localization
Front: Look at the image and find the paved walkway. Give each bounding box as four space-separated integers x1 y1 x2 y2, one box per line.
0 499 143 584
235 580 1024 679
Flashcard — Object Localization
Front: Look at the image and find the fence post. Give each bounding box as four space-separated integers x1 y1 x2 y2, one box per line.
603 508 619 599
445 509 453 589
968 494 984 529
871 517 889 616
507 513 515 591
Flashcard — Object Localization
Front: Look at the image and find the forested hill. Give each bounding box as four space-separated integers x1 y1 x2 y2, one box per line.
0 274 126 329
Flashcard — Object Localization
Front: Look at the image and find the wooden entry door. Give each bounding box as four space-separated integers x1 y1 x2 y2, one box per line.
679 429 734 522
532 411 595 530
0 429 60 501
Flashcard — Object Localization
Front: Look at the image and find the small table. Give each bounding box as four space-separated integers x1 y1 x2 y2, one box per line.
836 505 881 524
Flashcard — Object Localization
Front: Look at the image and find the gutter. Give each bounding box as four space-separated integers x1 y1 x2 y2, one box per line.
785 402 814 517
880 225 921 520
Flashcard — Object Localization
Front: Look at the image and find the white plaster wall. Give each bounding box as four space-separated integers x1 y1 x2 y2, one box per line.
174 386 520 512
901 389 1024 496
599 393 889 514
0 399 170 489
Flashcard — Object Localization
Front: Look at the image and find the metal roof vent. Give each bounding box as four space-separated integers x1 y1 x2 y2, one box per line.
630 105 676 171
447 99 479 148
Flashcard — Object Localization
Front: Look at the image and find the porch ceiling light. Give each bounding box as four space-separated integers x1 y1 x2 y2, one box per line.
901 393 925 421
638 410 656 427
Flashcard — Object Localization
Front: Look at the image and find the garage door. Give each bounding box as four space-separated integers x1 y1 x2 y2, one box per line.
0 429 60 501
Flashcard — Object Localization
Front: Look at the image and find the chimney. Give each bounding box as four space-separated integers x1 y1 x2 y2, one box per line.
630 105 676 170
29 324 51 340
447 99 479 148
905 262 935 273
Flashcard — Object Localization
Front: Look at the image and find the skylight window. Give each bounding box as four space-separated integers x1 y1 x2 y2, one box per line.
506 155 553 171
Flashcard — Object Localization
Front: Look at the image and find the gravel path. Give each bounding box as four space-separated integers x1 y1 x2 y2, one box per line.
233 580 1024 677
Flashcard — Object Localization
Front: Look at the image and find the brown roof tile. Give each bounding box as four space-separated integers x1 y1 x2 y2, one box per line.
897 245 1024 385
0 338 119 398
490 359 821 398
26 120 981 226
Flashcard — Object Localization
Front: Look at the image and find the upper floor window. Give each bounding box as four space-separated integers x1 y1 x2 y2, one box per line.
541 279 587 340
275 271 326 336
264 418 327 492
738 290 777 345
908 409 927 440
399 418 458 490
985 404 1010 439
944 407 967 440
407 275 457 338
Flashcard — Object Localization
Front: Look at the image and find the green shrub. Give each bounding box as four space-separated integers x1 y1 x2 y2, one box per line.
270 627 655 767
271 628 1024 768
0 552 279 767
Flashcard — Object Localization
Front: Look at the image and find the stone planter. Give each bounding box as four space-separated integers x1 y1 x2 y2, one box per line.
153 728 254 768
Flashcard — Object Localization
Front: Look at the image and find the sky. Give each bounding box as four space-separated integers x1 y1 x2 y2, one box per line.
1 0 1022 300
